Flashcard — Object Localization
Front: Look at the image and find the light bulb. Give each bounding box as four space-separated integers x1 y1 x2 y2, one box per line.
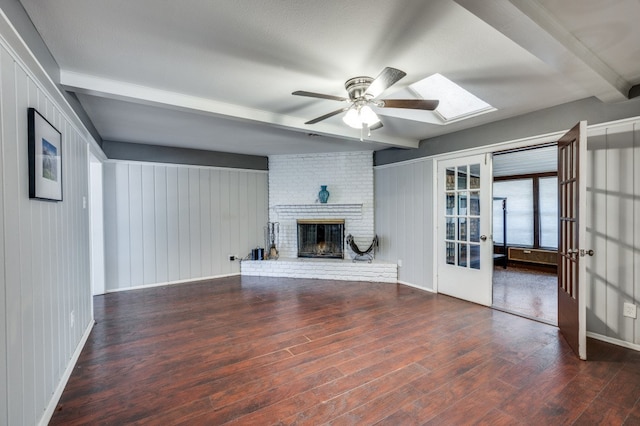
359 105 380 126
342 108 363 129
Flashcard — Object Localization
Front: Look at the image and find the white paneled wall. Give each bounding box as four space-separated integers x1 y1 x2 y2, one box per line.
103 161 268 291
375 159 434 290
0 41 92 425
586 120 640 346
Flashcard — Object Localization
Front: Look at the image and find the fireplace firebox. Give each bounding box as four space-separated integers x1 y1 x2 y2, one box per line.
297 219 344 259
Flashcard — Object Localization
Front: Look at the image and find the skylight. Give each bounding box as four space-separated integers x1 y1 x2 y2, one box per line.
413 73 494 122
379 73 495 125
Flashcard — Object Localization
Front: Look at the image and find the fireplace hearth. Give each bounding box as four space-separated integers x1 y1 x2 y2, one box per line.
297 219 344 259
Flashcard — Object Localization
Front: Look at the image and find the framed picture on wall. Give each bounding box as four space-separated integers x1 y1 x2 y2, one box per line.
28 107 63 201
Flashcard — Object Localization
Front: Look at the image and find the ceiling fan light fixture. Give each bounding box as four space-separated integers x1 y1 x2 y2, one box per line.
360 105 380 126
342 107 362 129
342 105 380 129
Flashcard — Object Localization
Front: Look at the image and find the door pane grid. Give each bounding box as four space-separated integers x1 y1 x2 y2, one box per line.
444 163 481 270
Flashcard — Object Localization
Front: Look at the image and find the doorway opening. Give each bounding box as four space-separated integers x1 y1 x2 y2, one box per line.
491 144 558 325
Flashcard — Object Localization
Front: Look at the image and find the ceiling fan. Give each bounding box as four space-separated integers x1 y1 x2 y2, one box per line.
293 67 439 132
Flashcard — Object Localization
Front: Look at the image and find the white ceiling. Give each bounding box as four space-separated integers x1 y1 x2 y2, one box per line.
17 0 640 156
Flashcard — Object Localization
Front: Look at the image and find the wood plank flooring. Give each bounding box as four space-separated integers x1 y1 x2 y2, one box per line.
492 265 557 324
50 276 640 425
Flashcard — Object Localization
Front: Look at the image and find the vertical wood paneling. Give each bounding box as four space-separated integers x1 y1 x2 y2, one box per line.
229 171 240 269
115 163 131 287
388 168 398 261
103 162 268 289
2 52 23 426
199 169 212 277
29 79 44 418
16 60 37 425
605 125 635 342
154 166 168 284
0 45 10 426
584 121 640 345
586 130 608 335
259 172 268 245
210 170 222 273
166 166 180 281
178 167 190 279
219 170 231 271
129 164 144 286
189 168 201 277
375 159 434 290
141 164 156 284
1 39 92 425
237 171 249 251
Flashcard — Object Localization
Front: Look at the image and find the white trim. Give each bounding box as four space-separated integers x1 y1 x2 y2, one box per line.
38 320 95 426
103 158 269 174
105 273 241 293
398 280 436 293
587 332 640 353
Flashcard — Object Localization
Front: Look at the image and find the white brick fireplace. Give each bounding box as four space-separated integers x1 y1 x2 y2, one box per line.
241 151 397 282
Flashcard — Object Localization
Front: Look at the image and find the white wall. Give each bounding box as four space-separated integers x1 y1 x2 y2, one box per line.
586 119 640 347
268 151 374 258
375 159 434 290
90 154 105 295
0 18 93 426
103 161 268 291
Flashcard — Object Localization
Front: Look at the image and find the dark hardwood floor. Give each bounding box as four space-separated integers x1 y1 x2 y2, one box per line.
493 264 557 325
50 276 640 425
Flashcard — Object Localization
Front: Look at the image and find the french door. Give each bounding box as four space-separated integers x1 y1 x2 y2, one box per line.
437 153 492 306
557 121 588 360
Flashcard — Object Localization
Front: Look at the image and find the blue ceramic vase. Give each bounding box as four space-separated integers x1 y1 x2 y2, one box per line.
318 185 330 203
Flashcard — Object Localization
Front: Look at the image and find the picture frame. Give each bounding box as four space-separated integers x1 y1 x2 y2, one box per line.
28 108 62 201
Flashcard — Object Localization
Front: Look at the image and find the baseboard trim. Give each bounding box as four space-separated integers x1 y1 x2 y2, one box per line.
39 319 95 426
397 280 436 293
587 332 640 352
105 273 241 293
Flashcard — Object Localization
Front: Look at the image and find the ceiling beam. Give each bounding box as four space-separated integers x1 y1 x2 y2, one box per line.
454 0 630 103
59 70 419 149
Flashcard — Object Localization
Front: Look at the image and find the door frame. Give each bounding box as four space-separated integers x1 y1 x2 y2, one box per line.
431 133 562 295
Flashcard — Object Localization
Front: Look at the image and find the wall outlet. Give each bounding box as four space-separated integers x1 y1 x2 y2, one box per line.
623 303 637 319
397 259 403 267
70 311 75 328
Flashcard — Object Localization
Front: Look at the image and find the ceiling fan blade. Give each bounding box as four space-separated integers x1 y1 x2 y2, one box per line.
292 91 348 102
369 122 383 131
305 107 350 124
364 67 406 99
379 99 439 110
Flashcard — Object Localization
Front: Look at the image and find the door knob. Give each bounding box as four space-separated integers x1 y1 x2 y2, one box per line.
480 235 487 241
580 249 594 257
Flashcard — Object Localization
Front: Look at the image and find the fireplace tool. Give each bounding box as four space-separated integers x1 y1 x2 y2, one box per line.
265 222 279 260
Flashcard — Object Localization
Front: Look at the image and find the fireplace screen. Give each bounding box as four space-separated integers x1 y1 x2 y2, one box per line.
297 220 344 259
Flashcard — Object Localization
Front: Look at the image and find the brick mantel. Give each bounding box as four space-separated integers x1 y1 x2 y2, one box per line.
273 204 363 220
